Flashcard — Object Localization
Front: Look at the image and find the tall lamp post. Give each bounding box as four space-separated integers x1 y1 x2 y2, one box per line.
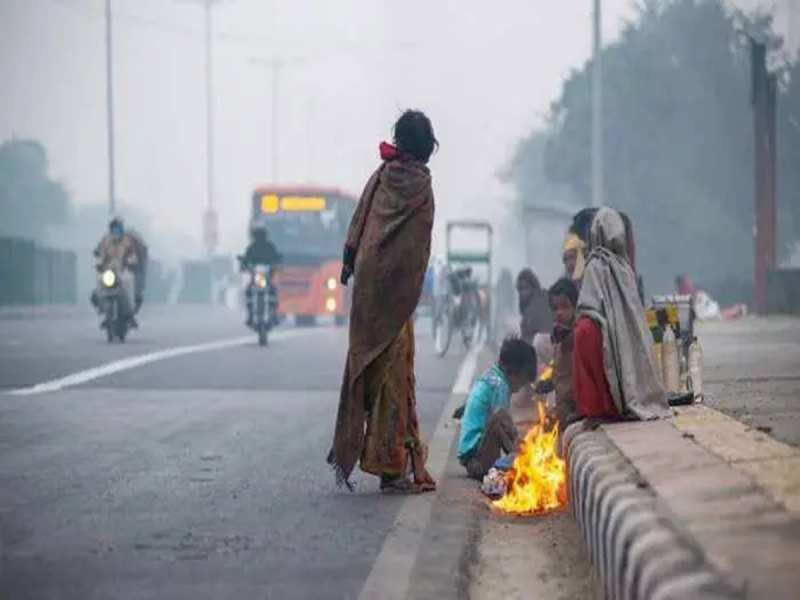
181 0 223 255
249 56 306 183
591 0 604 208
203 0 218 255
200 0 220 255
105 0 116 216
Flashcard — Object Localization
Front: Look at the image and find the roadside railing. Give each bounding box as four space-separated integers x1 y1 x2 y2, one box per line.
0 237 77 306
767 268 800 314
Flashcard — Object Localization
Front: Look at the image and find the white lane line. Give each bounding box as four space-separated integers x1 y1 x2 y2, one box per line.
453 344 480 395
7 328 312 396
358 343 483 600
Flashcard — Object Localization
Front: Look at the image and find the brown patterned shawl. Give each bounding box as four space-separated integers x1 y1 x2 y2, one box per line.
327 159 435 488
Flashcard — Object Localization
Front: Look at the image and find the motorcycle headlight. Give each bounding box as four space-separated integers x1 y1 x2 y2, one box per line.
326 277 337 291
255 273 267 288
101 270 116 287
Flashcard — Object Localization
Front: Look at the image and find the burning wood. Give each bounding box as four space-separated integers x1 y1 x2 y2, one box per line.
492 401 567 516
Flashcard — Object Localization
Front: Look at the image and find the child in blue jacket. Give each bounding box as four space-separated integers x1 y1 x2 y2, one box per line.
458 337 537 480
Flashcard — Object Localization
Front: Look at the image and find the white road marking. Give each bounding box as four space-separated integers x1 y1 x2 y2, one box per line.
7 328 312 396
453 343 480 395
358 343 483 600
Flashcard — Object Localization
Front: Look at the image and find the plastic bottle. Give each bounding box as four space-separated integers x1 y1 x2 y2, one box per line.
652 342 663 385
688 337 704 402
661 326 680 394
679 347 689 393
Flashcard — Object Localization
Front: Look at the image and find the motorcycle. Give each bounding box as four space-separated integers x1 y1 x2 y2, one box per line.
433 267 482 357
239 257 278 346
95 260 135 343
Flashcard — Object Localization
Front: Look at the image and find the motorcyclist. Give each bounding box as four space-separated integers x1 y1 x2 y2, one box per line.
92 218 138 326
241 224 281 326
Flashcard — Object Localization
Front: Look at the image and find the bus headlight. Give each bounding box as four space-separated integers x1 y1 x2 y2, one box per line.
325 298 337 313
101 269 116 288
326 277 337 291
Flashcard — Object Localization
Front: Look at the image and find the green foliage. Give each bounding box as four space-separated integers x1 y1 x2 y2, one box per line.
502 130 579 218
0 139 71 241
508 0 800 292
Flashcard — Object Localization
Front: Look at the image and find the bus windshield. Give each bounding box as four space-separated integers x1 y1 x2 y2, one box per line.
251 192 355 264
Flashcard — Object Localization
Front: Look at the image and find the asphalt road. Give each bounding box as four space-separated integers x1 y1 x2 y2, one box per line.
15 307 787 599
0 306 465 599
700 317 800 447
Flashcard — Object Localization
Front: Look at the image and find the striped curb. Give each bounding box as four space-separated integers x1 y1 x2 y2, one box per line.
567 430 746 600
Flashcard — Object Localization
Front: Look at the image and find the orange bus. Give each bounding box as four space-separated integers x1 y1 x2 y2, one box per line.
250 185 356 325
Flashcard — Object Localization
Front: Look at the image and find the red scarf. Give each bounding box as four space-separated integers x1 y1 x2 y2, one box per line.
379 141 399 161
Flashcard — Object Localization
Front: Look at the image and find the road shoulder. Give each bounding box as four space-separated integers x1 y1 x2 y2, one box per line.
405 344 595 600
358 343 483 600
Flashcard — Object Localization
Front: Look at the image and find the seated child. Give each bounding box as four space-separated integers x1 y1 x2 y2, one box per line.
457 336 537 480
549 277 580 428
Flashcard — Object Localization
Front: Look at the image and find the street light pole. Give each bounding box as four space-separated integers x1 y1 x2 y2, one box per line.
180 0 223 253
105 0 116 216
204 0 214 214
591 0 604 208
177 0 223 254
250 57 305 183
271 60 281 182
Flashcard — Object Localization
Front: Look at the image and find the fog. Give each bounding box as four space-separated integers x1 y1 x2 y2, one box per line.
1 0 798 293
0 1 639 258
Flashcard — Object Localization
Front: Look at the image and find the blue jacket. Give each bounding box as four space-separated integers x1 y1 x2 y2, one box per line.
457 364 511 461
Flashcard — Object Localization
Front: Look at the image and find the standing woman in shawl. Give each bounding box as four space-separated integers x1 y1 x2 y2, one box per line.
572 207 670 423
327 110 438 493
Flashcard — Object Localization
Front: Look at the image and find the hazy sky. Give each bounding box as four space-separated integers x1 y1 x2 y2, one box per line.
1 0 796 258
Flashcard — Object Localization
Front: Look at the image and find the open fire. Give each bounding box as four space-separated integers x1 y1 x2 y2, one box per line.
492 401 567 516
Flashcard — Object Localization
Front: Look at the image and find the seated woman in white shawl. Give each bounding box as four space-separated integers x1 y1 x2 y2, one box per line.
571 207 670 425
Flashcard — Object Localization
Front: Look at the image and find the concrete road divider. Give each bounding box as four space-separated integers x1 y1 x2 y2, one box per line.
566 405 800 600
567 427 743 600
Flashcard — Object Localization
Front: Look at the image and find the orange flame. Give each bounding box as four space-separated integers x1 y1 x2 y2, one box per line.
492 401 567 515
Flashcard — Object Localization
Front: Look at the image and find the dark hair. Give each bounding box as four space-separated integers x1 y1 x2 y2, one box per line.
516 268 540 291
393 110 438 163
548 277 578 307
499 335 537 376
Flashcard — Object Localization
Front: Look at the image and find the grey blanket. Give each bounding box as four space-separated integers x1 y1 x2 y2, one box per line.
577 208 670 420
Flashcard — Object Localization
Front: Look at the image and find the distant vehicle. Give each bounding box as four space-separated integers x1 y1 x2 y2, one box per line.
433 221 493 356
434 266 482 357
250 186 356 326
95 259 134 343
238 257 277 346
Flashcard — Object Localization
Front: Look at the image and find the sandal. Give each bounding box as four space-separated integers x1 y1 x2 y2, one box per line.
415 480 436 493
380 476 423 495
